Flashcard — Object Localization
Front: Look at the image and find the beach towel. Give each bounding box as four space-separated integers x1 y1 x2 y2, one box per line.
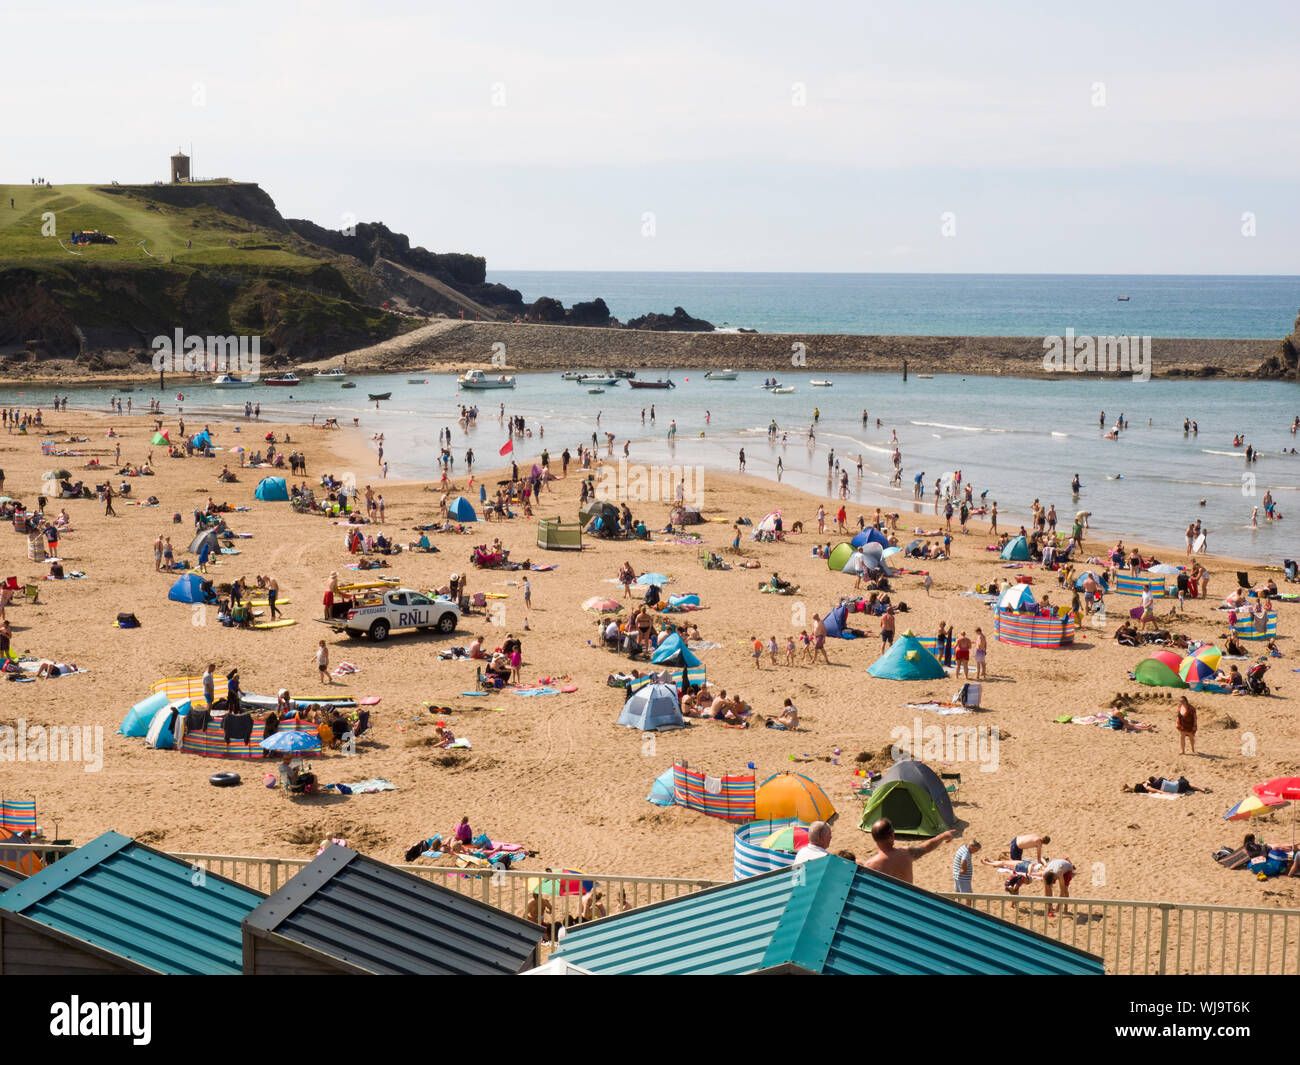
513 687 559 696
904 701 970 715
337 777 399 793
1143 790 1183 800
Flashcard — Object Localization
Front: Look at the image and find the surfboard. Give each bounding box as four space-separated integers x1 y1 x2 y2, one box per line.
251 619 297 630
1193 533 1208 553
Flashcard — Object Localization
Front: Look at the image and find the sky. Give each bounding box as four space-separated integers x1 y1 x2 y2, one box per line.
7 0 1300 273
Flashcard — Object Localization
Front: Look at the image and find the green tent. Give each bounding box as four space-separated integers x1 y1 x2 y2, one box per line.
827 542 854 572
536 517 582 550
1134 658 1187 688
151 431 170 446
859 761 955 839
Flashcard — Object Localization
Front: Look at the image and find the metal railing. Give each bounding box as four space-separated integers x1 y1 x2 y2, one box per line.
7 844 1298 974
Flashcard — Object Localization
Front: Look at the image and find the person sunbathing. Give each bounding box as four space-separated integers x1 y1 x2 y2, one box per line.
1114 621 1141 647
1127 775 1211 794
35 660 77 677
1107 708 1155 731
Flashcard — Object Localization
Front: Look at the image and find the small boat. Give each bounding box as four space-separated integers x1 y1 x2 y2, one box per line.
810 379 833 387
629 377 675 389
458 369 516 389
704 369 738 380
1117 295 1130 301
561 371 590 381
341 382 357 389
612 369 636 378
213 373 255 389
368 392 392 401
770 386 796 394
916 374 934 379
264 372 300 387
314 368 348 379
587 387 605 394
407 378 428 384
580 375 619 386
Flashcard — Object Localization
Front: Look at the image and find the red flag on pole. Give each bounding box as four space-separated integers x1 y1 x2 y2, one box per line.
499 440 513 456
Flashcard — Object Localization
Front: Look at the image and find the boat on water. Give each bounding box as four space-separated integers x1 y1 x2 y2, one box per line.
810 379 833 387
916 374 934 379
264 372 300 387
561 371 590 381
629 377 675 389
341 382 357 389
407 378 428 384
770 386 796 394
368 392 392 401
1117 295 1130 301
587 387 605 394
213 373 256 389
579 375 619 386
612 369 636 378
458 369 516 389
704 369 738 380
314 367 348 379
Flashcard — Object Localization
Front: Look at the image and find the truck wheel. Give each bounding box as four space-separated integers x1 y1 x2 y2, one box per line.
437 612 457 634
369 619 390 641
345 629 363 640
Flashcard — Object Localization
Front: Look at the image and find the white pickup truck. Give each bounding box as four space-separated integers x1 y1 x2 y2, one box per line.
320 587 460 641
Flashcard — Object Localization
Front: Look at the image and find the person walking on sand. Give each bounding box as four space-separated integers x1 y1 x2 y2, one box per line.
879 606 896 652
104 484 116 517
768 634 779 666
738 448 746 472
154 534 164 572
316 640 331 684
523 576 532 610
923 570 932 597
266 575 281 620
812 614 830 664
751 635 763 670
952 839 981 894
1176 694 1198 755
954 630 972 678
974 627 988 679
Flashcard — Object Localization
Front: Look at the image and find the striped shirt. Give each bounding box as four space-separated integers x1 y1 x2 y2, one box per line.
952 845 973 883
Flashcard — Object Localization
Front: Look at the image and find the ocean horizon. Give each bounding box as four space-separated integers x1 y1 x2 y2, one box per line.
486 271 1300 340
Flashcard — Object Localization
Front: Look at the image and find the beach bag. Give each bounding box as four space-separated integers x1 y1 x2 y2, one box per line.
116 612 140 628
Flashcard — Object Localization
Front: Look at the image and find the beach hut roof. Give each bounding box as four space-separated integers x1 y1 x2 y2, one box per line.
0 831 263 975
550 859 1104 975
242 845 543 975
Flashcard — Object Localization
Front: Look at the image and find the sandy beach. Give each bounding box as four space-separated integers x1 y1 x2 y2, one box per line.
1 405 1296 911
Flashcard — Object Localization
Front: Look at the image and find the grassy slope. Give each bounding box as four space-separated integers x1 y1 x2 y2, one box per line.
0 183 313 267
0 183 418 359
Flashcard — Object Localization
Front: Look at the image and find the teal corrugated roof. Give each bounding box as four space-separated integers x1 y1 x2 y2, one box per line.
553 867 798 974
555 857 1105 975
0 831 264 975
825 863 1105 975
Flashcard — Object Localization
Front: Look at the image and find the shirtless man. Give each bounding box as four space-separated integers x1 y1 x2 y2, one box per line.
811 613 830 664
1009 833 1050 862
864 818 955 884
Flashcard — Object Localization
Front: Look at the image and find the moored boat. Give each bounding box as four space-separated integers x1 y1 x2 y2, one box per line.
368 392 392 401
704 369 738 380
810 379 833 387
628 377 675 389
458 369 516 389
264 372 300 386
213 373 255 389
314 368 348 379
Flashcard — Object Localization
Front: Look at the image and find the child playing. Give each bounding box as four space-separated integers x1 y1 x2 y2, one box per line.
316 640 330 684
751 636 763 669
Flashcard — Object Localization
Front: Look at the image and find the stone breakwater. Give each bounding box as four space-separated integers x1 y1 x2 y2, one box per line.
353 321 1284 380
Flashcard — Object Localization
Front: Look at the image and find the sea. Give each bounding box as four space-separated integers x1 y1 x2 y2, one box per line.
5 273 1299 561
486 271 1300 339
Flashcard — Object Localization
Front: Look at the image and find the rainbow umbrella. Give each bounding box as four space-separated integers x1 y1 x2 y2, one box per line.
1194 645 1222 671
759 825 810 853
1224 793 1289 821
1179 656 1217 688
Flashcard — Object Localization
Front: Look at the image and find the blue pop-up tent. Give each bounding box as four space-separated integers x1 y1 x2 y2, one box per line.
822 602 854 639
617 683 685 732
120 692 170 737
190 431 213 450
168 572 215 603
1000 535 1031 561
851 527 890 549
254 476 289 502
650 631 701 667
867 632 948 680
448 496 477 522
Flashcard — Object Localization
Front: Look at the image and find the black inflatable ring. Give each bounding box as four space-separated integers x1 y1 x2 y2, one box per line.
209 772 241 787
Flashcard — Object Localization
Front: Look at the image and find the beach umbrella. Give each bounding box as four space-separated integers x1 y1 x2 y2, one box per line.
1194 646 1222 671
259 730 321 754
759 824 810 853
1178 656 1217 688
583 596 622 613
151 431 170 446
232 445 245 454
1148 564 1183 576
882 546 903 559
1224 793 1288 821
42 468 70 480
1148 648 1183 673
1251 778 1300 844
637 572 668 586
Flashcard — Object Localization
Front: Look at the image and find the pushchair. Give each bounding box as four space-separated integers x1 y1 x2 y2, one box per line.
1245 663 1271 696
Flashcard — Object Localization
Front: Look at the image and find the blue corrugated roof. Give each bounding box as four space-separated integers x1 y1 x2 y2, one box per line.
555 857 1105 975
0 831 264 975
